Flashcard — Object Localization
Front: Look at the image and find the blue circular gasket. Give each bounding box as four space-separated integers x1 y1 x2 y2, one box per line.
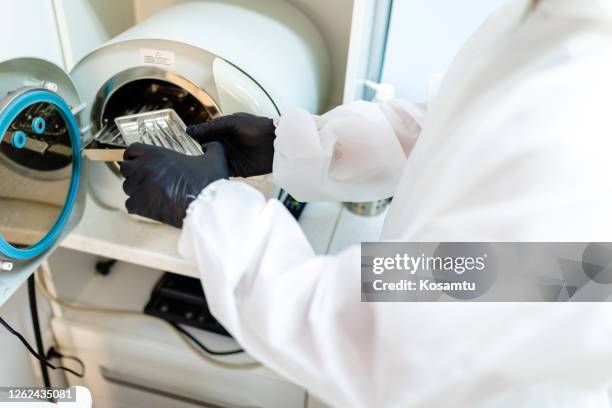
11 131 26 149
32 117 46 134
0 89 81 261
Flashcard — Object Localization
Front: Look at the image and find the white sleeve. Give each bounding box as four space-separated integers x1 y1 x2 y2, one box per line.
178 180 612 408
178 179 368 407
272 99 424 202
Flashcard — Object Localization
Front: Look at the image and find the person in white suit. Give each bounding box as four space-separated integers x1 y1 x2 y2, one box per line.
120 0 612 406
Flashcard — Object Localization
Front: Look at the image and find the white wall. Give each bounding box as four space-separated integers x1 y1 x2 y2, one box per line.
381 0 508 103
56 0 135 69
0 0 133 71
0 0 64 66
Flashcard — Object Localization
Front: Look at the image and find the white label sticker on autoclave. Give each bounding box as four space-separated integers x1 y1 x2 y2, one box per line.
140 48 175 68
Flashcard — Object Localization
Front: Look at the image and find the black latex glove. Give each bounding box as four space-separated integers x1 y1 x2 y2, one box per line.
119 142 229 228
186 112 275 178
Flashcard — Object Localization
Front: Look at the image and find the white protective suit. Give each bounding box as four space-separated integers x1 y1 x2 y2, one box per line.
178 0 612 406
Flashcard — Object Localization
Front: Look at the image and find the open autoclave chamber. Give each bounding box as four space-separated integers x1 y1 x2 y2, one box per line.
0 0 330 275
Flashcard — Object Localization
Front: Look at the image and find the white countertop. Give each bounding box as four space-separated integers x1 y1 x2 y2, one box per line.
61 194 345 278
62 194 198 277
1 192 386 305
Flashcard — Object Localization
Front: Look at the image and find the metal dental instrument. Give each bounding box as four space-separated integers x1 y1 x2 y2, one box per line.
114 109 203 156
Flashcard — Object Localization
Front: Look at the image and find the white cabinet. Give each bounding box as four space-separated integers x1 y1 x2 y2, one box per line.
48 249 309 408
0 1 380 405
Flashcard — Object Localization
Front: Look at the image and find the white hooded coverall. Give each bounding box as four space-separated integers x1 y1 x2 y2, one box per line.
179 0 612 406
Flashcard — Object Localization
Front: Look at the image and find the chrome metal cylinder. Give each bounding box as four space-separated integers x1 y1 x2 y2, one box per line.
344 198 391 216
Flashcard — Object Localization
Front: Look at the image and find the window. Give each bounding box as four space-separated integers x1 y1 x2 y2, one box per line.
380 0 508 104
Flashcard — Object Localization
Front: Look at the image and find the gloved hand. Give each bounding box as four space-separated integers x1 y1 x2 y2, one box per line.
187 112 276 178
119 142 229 228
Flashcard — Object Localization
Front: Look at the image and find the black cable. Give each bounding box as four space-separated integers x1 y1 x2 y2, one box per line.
0 315 84 378
46 347 86 378
28 274 52 398
169 322 244 356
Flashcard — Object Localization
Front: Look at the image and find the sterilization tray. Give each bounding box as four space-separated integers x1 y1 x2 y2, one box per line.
114 109 203 156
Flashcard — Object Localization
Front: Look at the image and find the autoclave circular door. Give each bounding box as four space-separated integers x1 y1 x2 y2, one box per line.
0 87 81 262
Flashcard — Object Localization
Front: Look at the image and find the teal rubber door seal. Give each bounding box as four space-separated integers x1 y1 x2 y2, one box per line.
0 89 81 261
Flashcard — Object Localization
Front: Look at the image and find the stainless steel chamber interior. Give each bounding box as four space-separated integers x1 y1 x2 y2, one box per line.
89 67 221 175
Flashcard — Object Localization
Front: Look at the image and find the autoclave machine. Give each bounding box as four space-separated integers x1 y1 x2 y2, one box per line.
0 0 330 275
